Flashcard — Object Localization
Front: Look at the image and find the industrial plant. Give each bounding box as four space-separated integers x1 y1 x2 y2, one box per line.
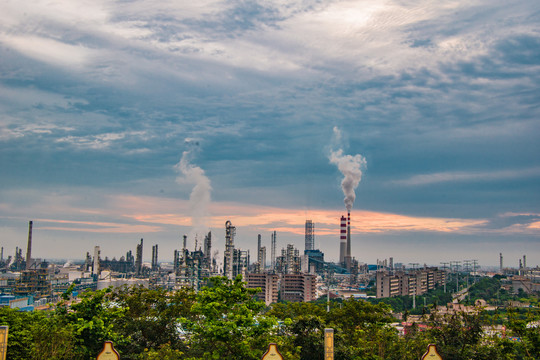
0 217 538 311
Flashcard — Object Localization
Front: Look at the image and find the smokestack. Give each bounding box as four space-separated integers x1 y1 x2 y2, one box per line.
152 244 158 270
347 212 351 256
345 212 352 270
93 246 100 275
136 239 143 276
271 231 276 272
500 253 503 271
26 220 33 270
339 215 346 265
204 232 212 265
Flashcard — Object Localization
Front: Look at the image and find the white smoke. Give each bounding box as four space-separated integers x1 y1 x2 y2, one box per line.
329 127 366 211
175 145 212 240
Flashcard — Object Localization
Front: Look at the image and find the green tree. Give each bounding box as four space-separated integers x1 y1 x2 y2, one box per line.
327 298 396 360
29 314 77 360
181 276 277 360
290 315 325 360
0 306 34 359
110 285 195 359
266 301 327 321
506 307 540 359
0 307 77 360
426 310 486 360
56 287 127 359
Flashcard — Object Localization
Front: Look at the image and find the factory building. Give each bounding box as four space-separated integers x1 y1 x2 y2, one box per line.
305 220 315 251
275 244 301 274
303 249 325 274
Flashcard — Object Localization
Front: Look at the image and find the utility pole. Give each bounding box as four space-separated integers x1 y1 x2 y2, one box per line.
326 269 331 312
463 260 472 290
408 263 419 310
472 259 479 284
440 262 450 293
450 261 461 293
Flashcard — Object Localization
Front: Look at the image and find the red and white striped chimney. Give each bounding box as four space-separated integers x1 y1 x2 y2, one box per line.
339 215 347 265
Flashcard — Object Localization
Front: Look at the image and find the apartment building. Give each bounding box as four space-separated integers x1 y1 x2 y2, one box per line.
245 273 279 306
280 273 317 302
376 267 446 298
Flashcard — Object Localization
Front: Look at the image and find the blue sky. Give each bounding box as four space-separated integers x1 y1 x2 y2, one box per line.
1 0 539 268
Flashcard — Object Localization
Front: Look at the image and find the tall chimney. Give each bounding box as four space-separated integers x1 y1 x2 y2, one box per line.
346 212 351 257
93 246 100 275
344 212 352 270
339 215 346 265
26 220 33 270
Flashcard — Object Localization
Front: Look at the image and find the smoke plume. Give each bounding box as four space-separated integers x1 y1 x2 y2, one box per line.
175 145 212 240
329 127 366 211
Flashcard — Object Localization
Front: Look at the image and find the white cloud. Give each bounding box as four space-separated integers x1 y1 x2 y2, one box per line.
393 167 540 186
0 35 96 68
55 131 148 150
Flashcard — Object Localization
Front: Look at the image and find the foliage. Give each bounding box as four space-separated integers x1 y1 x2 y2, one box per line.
137 343 184 360
327 298 395 359
29 314 77 360
0 306 34 359
110 285 195 359
368 286 453 314
266 300 327 320
55 287 127 359
1 276 539 360
427 310 486 359
180 275 277 360
0 307 77 360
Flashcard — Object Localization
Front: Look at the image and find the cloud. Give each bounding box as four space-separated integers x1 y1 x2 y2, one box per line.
36 218 162 233
55 131 149 150
0 35 96 68
480 212 540 234
392 167 540 186
0 0 539 264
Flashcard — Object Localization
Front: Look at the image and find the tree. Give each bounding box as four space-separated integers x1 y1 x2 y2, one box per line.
0 306 34 359
110 285 195 359
29 314 77 360
180 276 277 359
0 307 77 360
326 298 396 360
426 310 486 360
266 301 327 321
290 315 325 360
56 287 127 359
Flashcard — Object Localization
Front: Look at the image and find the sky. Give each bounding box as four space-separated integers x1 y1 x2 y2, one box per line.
0 0 539 268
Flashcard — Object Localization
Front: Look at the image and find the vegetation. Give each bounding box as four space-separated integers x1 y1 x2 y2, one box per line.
0 275 538 359
368 286 453 315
